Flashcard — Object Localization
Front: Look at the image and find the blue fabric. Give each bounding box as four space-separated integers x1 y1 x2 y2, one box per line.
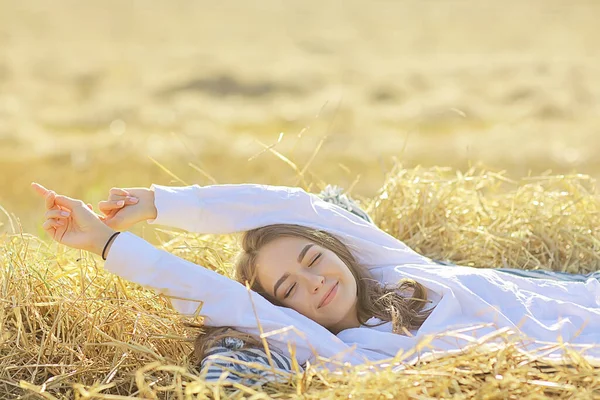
495 268 600 282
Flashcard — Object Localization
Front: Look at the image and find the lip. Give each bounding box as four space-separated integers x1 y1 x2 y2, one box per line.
318 281 339 309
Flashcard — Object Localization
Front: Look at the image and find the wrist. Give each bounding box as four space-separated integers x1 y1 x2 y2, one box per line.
147 187 158 221
101 232 120 260
90 226 117 256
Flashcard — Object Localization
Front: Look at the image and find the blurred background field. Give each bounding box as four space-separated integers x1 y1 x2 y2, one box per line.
1 0 599 234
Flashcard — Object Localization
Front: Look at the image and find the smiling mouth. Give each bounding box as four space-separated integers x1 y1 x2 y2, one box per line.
318 281 339 309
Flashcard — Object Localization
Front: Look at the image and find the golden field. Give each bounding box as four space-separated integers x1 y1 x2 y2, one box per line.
1 1 600 398
1 0 600 233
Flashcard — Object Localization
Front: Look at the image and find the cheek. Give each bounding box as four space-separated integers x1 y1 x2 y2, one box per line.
291 291 310 308
286 298 314 319
344 270 358 295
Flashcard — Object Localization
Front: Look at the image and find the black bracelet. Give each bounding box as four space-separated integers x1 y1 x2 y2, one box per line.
102 232 121 260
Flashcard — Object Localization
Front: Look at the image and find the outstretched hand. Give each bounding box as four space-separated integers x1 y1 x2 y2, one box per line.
98 187 157 231
31 183 116 256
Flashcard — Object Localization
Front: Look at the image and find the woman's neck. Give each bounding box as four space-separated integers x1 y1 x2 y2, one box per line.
328 307 361 334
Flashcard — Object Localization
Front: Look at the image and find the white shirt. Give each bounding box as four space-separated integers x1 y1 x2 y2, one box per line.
104 184 600 368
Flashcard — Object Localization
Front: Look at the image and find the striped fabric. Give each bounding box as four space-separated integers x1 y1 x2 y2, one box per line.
200 344 297 385
318 185 374 224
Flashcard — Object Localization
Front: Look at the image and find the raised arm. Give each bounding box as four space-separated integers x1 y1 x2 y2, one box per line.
104 232 367 366
148 184 434 268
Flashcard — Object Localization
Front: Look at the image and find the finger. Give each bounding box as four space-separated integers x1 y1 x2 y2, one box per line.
34 184 64 212
87 203 93 211
42 219 62 231
109 187 130 196
33 184 63 213
97 202 118 219
31 182 50 197
45 209 71 220
98 200 126 213
107 194 127 202
53 194 85 210
45 191 57 210
125 196 139 204
108 194 138 204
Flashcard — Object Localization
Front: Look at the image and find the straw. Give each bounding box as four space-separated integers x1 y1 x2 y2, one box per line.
2 163 599 399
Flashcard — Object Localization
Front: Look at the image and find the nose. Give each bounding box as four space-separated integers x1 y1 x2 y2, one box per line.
303 272 325 294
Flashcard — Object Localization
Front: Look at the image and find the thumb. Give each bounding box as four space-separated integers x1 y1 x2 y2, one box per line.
53 194 86 210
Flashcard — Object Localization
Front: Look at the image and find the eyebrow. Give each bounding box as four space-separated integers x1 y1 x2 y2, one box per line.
273 244 314 298
273 272 290 298
297 243 314 264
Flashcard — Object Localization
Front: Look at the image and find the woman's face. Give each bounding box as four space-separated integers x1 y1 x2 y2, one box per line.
255 236 360 333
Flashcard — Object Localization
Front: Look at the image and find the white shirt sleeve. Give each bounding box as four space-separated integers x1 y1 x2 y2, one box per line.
103 232 369 366
148 184 434 268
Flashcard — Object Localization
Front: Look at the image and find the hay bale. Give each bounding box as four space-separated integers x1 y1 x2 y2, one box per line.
1 165 599 398
370 164 600 273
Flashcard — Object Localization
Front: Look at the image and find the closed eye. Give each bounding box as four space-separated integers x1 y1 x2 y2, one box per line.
284 253 322 299
309 253 322 267
284 283 296 299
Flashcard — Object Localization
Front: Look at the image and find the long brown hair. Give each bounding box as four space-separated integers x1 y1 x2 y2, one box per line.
193 224 435 364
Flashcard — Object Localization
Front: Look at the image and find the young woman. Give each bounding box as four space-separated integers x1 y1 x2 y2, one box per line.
32 182 600 381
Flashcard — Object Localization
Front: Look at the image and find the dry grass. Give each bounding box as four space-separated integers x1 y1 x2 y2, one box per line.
1 163 600 399
371 164 600 273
